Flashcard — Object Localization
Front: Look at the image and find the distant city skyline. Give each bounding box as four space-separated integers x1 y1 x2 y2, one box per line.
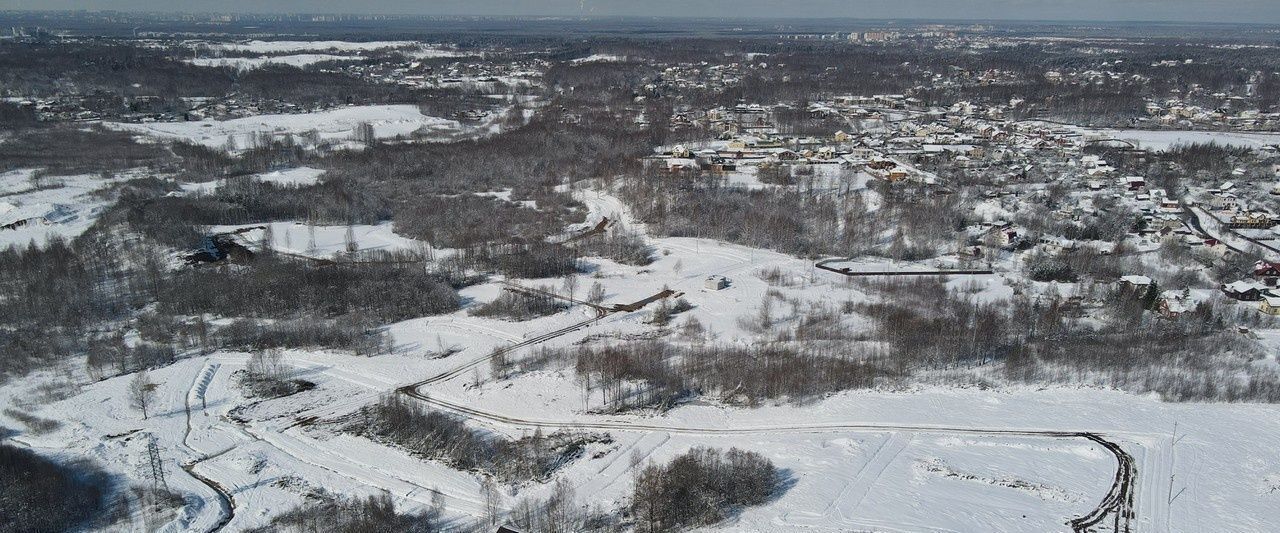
3 0 1280 25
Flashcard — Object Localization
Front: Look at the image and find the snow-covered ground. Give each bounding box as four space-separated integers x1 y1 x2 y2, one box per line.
0 169 120 249
8 335 1276 532
405 46 471 59
180 167 328 196
253 167 326 188
208 222 427 259
571 53 629 64
4 186 1280 533
104 105 464 152
186 54 362 70
209 40 417 53
1087 128 1280 150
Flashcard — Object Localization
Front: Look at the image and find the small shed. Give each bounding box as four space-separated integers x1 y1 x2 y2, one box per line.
704 275 729 290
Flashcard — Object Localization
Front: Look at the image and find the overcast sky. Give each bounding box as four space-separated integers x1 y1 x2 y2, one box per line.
4 0 1280 24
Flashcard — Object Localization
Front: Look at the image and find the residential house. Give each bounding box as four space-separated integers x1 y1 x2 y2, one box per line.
1262 294 1280 316
1038 236 1077 254
666 157 699 173
885 168 910 182
1255 260 1280 286
1118 275 1154 291
1156 290 1197 318
1208 193 1239 212
996 227 1021 248
1222 280 1268 301
773 150 803 162
1227 211 1276 229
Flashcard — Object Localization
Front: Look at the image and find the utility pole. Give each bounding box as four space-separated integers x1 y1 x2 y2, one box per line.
146 435 168 493
1168 421 1186 506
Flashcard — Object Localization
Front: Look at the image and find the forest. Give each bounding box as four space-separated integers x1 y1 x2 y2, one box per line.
0 444 113 533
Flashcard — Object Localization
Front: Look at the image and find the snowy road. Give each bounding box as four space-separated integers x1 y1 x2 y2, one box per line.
401 357 1138 532
167 186 1148 532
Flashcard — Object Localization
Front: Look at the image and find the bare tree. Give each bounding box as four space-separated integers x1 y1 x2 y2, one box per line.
481 475 502 527
490 347 510 380
259 224 275 257
246 349 286 381
129 370 157 420
562 273 579 303
586 282 606 305
345 224 358 257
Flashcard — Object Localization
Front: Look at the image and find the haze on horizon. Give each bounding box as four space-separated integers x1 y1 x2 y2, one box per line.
3 0 1280 25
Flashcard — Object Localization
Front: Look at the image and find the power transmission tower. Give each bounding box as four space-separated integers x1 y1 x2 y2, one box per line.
146 435 168 492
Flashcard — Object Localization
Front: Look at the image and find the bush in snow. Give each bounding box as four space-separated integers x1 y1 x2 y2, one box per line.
631 447 782 533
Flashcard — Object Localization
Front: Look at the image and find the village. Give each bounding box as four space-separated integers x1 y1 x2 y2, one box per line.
7 13 1280 533
650 95 1280 324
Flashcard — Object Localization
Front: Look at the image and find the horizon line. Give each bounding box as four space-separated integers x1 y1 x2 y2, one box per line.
3 9 1280 28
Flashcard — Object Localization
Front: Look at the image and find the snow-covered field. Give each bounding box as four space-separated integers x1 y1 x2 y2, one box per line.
105 105 464 151
8 335 1277 532
186 54 362 70
1088 128 1280 150
251 167 326 188
4 186 1280 533
183 41 466 70
0 169 119 249
209 222 427 259
209 40 417 53
571 53 629 64
180 167 327 196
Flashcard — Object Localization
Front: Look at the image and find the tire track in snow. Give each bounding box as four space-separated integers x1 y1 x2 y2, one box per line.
181 362 234 533
245 423 488 514
834 431 913 525
577 431 671 498
399 310 1141 532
